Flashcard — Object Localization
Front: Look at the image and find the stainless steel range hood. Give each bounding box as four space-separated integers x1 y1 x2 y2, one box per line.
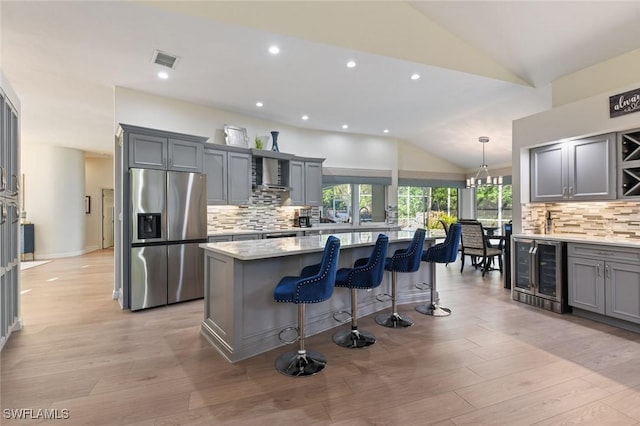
253 157 291 192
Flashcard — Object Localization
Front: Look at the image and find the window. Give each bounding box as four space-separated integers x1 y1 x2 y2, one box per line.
322 184 351 223
322 183 386 224
475 184 512 229
398 186 458 230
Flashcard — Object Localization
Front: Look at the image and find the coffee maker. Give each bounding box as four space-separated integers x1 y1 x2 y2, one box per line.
296 208 312 227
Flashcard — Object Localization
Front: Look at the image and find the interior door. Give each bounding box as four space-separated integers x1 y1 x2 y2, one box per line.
102 188 114 249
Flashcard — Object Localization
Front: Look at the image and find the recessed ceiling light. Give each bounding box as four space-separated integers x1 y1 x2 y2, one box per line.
301 115 309 121
157 71 169 80
410 73 420 80
346 60 356 68
256 101 264 107
383 129 389 133
268 45 280 55
342 124 349 129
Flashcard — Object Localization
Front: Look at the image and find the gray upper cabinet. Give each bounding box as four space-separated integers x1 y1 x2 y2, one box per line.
128 129 205 172
204 149 227 205
531 133 616 202
204 148 251 206
283 158 323 206
304 161 323 206
287 160 305 205
168 138 203 172
129 133 168 170
227 152 252 205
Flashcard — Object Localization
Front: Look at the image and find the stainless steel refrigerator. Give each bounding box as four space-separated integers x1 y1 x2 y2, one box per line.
129 168 207 311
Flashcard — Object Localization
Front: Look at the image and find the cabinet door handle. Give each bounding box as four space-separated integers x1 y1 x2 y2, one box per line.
605 265 610 279
562 187 568 198
568 186 573 198
0 167 5 192
0 202 6 225
596 264 601 277
11 173 19 196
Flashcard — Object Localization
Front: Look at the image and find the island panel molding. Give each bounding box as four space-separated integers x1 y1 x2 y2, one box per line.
200 231 436 362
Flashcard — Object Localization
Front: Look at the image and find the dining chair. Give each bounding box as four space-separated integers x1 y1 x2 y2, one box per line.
459 220 503 277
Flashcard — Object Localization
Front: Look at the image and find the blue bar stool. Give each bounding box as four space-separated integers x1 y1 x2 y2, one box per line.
273 236 341 377
332 234 389 348
375 228 426 328
416 223 461 317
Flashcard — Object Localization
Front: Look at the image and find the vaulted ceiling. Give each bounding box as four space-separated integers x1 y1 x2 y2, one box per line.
2 1 639 170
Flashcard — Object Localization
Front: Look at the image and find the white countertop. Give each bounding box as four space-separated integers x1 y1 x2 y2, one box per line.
200 230 436 261
207 222 399 237
513 233 640 248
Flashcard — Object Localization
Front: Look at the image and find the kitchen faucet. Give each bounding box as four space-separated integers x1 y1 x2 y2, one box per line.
359 206 370 225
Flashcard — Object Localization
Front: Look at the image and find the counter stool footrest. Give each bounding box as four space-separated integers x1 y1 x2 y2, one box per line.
275 350 327 377
375 312 413 328
415 303 451 317
332 328 376 348
332 310 352 323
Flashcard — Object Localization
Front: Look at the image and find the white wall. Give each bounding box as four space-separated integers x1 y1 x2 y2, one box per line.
85 156 113 252
22 144 86 258
114 87 466 209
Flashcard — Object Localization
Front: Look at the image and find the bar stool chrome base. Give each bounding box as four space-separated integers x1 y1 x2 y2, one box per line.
415 303 451 317
275 350 327 377
333 328 376 348
375 312 414 328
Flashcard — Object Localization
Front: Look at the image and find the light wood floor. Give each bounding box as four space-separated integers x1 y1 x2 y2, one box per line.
3 249 640 425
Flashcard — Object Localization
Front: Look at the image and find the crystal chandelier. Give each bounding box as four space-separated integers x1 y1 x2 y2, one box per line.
466 136 503 188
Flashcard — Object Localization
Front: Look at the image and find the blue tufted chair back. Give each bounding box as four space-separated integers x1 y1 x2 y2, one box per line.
274 236 341 304
385 228 426 273
336 234 389 289
422 223 461 264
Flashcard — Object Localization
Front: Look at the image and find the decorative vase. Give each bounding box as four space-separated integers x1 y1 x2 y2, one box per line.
270 131 280 152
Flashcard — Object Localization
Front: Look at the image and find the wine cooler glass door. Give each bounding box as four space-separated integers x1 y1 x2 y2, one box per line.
536 241 562 299
514 239 534 293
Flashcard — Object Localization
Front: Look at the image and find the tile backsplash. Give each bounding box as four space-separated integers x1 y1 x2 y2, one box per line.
207 191 320 231
522 201 640 239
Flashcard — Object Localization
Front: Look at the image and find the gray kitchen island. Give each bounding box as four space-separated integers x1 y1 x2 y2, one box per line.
199 231 436 362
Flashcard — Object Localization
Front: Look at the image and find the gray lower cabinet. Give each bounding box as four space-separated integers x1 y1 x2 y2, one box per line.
605 261 640 324
232 234 259 241
567 256 605 314
128 130 205 172
531 133 616 202
208 235 232 243
568 243 640 325
204 149 251 206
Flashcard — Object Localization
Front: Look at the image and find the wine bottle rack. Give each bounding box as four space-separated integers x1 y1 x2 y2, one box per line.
622 167 640 197
621 131 640 162
619 129 640 199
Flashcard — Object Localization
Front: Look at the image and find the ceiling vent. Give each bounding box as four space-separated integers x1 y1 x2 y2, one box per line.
152 50 179 69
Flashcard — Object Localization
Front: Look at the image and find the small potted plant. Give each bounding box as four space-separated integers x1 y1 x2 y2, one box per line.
255 136 264 149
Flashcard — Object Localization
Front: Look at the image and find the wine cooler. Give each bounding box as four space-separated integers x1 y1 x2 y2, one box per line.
512 237 568 313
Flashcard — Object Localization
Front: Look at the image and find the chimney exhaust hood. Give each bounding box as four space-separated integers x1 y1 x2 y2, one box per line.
253 157 291 192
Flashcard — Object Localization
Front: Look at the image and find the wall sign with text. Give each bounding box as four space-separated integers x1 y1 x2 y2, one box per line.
610 88 640 118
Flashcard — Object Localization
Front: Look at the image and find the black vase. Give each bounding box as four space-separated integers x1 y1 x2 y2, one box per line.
270 131 280 152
